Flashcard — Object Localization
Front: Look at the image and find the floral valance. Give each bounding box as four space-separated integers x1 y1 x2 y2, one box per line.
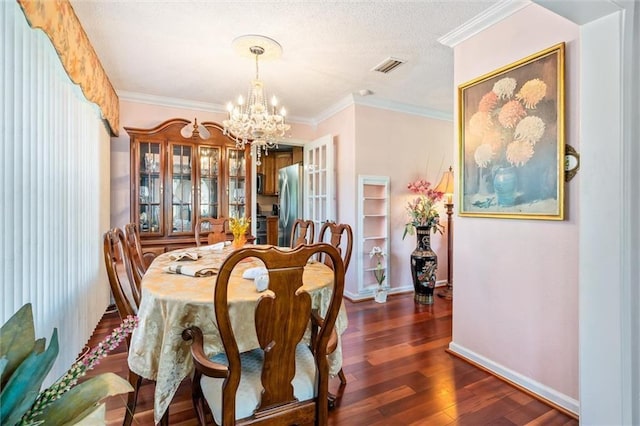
17 0 120 136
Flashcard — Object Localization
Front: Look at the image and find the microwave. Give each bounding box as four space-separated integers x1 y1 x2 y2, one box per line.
257 173 265 194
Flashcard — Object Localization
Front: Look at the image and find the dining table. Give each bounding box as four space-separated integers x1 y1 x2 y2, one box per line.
127 243 348 424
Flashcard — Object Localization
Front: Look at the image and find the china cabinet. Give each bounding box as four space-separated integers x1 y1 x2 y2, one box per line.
126 118 251 253
357 175 390 296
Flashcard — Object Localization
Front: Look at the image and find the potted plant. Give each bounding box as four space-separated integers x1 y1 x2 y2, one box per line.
1 303 136 425
370 246 387 303
403 179 444 304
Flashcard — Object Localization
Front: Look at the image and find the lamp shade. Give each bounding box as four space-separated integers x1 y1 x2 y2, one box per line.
435 166 454 204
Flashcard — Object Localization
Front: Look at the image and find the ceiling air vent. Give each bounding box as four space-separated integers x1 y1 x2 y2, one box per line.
372 57 406 74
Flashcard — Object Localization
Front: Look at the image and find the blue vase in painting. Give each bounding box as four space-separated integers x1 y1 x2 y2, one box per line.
493 166 517 207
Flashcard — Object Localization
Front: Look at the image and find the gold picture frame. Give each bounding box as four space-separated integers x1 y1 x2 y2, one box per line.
458 42 565 220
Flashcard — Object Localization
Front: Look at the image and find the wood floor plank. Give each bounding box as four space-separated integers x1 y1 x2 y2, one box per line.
80 294 578 425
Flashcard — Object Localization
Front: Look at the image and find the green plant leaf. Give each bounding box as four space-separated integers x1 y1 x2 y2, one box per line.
0 329 58 426
0 304 36 387
73 403 106 426
34 373 133 424
0 357 7 378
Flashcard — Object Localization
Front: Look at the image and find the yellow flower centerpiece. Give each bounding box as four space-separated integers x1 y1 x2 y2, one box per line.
229 216 250 249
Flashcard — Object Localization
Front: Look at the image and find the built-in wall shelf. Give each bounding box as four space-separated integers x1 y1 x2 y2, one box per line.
357 175 390 295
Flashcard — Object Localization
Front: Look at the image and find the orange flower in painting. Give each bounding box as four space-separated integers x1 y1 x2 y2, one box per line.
478 91 498 112
469 111 493 138
498 100 526 128
516 78 547 109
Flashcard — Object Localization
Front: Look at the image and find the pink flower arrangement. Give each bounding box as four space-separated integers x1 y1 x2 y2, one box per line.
403 179 444 238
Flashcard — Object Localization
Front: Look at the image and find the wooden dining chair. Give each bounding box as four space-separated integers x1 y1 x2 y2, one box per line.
290 218 315 248
103 228 141 425
123 223 154 295
182 244 345 426
103 228 168 426
317 221 353 389
195 217 229 247
318 222 354 273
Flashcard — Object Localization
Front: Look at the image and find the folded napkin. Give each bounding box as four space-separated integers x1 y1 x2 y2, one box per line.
242 267 267 279
254 274 269 292
242 267 269 292
200 242 225 252
169 251 200 261
163 264 218 277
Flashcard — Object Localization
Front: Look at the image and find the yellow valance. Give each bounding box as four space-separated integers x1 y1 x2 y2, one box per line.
17 0 120 136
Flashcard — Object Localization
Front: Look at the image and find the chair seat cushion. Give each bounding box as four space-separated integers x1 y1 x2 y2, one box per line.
201 344 317 424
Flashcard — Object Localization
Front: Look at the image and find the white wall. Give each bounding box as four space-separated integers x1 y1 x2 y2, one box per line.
450 3 580 411
567 1 639 423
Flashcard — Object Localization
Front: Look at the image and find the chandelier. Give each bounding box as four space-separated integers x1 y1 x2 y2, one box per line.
223 36 290 165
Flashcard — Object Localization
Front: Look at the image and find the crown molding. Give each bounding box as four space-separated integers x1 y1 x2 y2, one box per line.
118 90 452 128
117 90 315 126
118 90 225 113
312 94 453 125
312 95 357 125
438 0 531 47
353 96 453 122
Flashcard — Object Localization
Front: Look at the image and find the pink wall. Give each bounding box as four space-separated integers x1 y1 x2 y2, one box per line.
452 4 580 403
354 106 453 291
313 104 453 297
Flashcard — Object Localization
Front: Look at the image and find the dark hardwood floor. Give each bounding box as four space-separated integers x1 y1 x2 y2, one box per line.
83 294 578 425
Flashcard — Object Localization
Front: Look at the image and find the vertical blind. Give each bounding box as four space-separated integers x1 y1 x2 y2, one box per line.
1 1 111 383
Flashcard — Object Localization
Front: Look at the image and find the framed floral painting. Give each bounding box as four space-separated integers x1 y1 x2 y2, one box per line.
458 42 565 220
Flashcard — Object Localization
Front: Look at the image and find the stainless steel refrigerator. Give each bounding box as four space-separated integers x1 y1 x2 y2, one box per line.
278 164 304 247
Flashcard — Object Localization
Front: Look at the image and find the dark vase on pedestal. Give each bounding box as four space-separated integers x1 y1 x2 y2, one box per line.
410 225 437 305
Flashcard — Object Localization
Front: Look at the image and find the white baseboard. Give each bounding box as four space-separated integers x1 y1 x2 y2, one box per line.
448 342 579 415
345 280 447 302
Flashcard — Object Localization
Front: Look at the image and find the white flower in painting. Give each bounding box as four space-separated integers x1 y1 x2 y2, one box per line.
492 77 517 100
474 143 494 168
506 140 535 167
514 116 545 145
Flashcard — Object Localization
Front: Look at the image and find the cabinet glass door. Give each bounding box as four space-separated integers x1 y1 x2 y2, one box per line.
138 141 162 235
227 148 246 218
199 146 220 219
170 144 193 234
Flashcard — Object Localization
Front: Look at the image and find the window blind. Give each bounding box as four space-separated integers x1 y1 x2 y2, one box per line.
1 1 111 384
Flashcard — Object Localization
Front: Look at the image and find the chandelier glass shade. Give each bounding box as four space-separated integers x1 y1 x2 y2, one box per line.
223 44 290 165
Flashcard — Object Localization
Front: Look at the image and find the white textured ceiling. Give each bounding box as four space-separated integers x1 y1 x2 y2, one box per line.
70 0 498 124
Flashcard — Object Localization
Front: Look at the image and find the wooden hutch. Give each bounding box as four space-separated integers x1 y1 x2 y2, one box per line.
126 118 251 255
